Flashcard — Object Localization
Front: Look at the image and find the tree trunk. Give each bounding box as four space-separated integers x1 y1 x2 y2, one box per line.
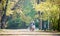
58 14 60 31
36 0 42 30
58 5 60 31
0 10 2 29
1 0 8 29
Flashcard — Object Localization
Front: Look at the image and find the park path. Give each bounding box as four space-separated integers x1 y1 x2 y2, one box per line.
0 29 60 36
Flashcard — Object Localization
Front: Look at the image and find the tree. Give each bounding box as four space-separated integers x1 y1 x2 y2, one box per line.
1 0 9 29
0 0 9 29
6 0 37 29
33 0 59 30
46 0 60 31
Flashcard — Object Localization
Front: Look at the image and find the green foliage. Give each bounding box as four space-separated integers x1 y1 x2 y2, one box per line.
0 0 60 30
19 0 36 24
34 1 59 30
6 0 37 28
7 18 21 29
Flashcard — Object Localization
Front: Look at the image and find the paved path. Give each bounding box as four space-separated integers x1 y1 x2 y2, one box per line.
0 29 60 36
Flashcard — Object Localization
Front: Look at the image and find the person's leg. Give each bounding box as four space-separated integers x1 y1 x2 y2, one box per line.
32 28 34 31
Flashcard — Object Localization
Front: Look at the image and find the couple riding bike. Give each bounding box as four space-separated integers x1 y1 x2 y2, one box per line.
29 21 35 31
